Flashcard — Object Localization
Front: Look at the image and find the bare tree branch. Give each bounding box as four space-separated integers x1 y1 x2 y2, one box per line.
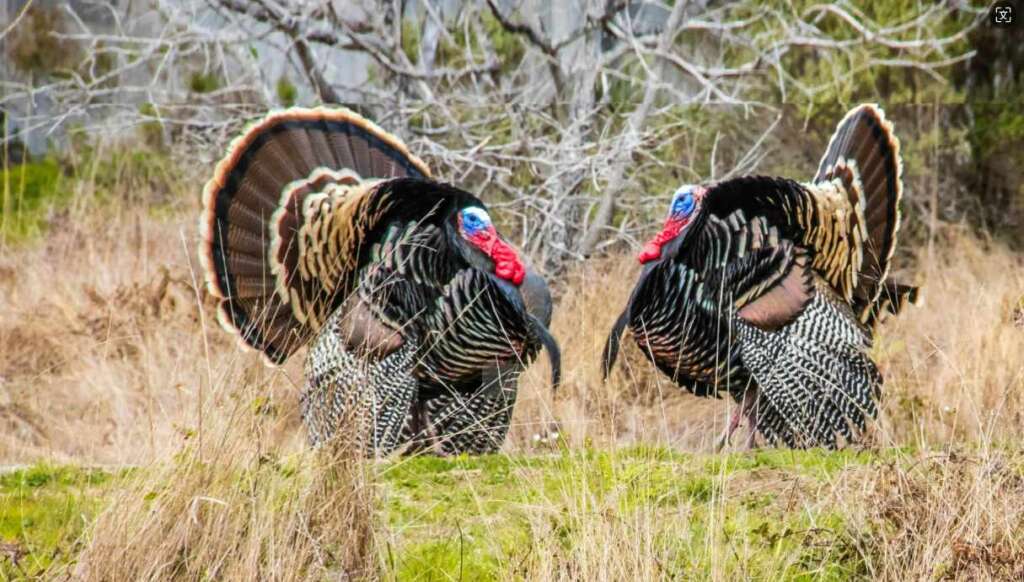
1 0 984 273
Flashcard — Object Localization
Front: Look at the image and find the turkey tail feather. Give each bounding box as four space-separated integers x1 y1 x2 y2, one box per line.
199 107 431 364
861 280 920 329
815 104 903 317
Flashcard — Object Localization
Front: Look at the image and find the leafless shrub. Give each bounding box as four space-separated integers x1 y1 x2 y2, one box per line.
1 0 984 272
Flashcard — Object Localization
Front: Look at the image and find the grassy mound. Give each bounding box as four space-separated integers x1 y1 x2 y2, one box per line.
0 465 115 578
3 446 1022 580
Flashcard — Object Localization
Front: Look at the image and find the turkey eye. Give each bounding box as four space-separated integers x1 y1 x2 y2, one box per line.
672 193 694 216
461 209 491 234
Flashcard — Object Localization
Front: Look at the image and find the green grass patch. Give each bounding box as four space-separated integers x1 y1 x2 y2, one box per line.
0 158 67 241
0 148 182 244
0 448 900 579
379 447 881 579
0 465 115 579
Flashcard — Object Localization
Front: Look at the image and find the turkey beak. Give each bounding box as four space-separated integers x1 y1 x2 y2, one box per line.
527 314 561 392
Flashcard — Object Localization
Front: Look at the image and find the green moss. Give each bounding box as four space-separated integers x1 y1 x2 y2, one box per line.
704 449 878 479
379 447 887 578
401 20 421 66
387 529 517 581
0 465 114 578
188 71 220 94
275 76 298 107
0 157 66 241
0 448 948 579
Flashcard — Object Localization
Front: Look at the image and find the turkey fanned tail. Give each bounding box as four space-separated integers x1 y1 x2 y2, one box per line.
814 103 918 327
736 283 881 448
198 107 432 365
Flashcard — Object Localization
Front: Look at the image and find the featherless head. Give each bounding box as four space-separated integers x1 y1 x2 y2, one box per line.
638 184 706 263
458 206 525 285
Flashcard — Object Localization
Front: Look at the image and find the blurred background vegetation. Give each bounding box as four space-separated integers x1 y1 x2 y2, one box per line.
0 0 1018 256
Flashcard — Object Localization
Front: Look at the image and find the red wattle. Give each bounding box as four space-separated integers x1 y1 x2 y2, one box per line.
468 226 525 285
637 218 686 264
637 241 663 263
491 238 525 285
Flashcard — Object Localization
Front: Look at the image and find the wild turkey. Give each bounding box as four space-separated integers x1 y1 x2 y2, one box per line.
602 104 918 449
198 107 560 456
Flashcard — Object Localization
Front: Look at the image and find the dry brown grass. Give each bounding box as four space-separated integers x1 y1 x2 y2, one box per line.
72 419 377 580
841 450 1024 579
3 196 1021 463
509 255 730 452
0 208 306 464
873 230 1024 446
1 195 1023 580
0 202 378 580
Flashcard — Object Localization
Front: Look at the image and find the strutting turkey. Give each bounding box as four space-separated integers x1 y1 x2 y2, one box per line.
602 104 918 449
199 107 560 456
